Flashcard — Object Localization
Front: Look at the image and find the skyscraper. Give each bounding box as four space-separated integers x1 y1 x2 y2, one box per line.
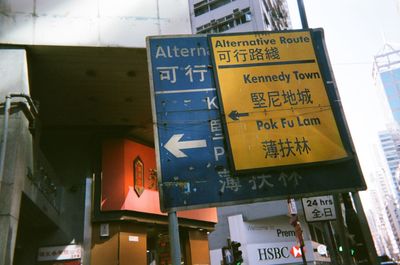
367 167 400 257
373 44 400 258
374 45 400 124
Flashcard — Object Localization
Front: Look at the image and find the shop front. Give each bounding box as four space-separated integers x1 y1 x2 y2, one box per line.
92 138 217 265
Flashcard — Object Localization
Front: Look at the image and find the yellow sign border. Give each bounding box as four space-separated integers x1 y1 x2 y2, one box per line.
209 30 348 171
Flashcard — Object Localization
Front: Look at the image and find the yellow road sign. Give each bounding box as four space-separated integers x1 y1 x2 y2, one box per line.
209 30 348 171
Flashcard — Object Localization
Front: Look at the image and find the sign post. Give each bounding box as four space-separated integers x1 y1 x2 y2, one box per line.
288 199 307 265
301 195 339 264
168 212 181 265
351 192 379 265
323 222 339 265
297 0 309 29
333 194 354 265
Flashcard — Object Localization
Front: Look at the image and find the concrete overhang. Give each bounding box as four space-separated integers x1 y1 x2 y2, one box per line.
25 45 154 145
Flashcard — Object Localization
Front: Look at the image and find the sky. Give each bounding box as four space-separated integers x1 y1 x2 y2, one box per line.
287 0 400 181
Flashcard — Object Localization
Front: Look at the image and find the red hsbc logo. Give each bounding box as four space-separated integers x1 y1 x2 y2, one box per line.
290 246 304 258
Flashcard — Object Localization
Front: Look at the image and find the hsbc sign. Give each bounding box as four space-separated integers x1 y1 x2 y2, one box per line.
221 215 327 265
248 241 313 265
257 247 290 260
257 246 303 260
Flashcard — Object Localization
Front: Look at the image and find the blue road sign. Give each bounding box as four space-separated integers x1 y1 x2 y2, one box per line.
147 35 230 212
146 31 366 212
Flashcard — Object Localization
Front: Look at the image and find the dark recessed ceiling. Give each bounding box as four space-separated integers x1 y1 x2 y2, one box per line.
27 45 154 144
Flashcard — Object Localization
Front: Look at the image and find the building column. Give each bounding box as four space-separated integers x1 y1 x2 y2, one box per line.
0 111 33 265
0 49 32 265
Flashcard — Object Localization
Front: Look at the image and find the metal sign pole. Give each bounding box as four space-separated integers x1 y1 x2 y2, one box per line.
323 222 339 265
352 192 379 265
288 199 307 265
333 194 354 265
297 0 309 29
298 244 307 265
168 212 182 265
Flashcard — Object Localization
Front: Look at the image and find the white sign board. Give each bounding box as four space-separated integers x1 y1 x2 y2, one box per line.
242 216 304 244
301 195 336 222
37 245 81 261
128 235 139 242
100 223 109 237
247 241 314 265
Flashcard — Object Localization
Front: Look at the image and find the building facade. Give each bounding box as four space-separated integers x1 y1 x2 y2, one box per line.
378 128 400 182
188 0 291 34
207 201 332 265
367 168 400 257
0 1 218 265
187 1 357 265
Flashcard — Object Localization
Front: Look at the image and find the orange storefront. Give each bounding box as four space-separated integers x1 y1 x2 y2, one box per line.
91 138 217 265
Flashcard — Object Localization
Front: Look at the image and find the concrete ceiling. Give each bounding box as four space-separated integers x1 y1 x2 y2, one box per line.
27 45 155 144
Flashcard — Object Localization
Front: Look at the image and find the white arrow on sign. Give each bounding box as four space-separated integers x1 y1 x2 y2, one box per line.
164 134 207 158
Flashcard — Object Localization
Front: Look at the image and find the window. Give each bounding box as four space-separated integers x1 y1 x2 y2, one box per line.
236 12 251 25
263 14 270 25
217 20 234 33
262 0 269 11
195 5 209 16
210 0 232 10
244 13 252 22
194 0 236 17
194 0 207 8
196 7 252 34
